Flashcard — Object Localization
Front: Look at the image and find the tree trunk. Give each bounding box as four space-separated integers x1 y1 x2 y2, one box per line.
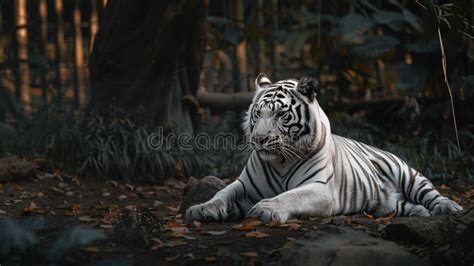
232 0 247 92
73 0 86 107
255 0 265 74
89 0 99 52
270 0 280 79
14 0 31 113
88 0 208 132
54 0 66 101
39 0 48 103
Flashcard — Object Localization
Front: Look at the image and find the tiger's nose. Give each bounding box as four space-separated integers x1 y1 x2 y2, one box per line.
254 135 278 146
255 135 269 146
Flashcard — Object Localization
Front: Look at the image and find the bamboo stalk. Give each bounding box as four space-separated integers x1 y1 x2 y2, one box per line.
270 0 280 79
255 0 265 74
39 0 48 103
55 0 66 101
232 0 247 92
74 0 86 107
90 0 99 52
15 0 31 113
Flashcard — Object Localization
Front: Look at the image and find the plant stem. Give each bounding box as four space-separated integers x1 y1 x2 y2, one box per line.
437 28 461 152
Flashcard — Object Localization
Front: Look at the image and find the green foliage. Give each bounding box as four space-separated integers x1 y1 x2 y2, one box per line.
3 106 246 182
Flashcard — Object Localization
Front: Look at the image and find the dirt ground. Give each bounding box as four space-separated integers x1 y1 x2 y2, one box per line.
1 168 473 265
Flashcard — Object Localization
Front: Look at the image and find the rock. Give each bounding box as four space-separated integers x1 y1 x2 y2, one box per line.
0 217 39 257
280 225 426 266
0 156 38 183
0 122 18 143
179 175 226 215
382 208 474 245
382 208 474 265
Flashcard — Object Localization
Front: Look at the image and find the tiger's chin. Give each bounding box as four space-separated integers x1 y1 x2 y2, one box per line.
257 149 280 161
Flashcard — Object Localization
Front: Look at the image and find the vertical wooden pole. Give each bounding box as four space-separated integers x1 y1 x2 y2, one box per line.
90 0 99 52
74 0 85 107
0 0 3 88
270 0 280 79
232 0 247 92
255 0 265 74
15 0 31 113
39 0 48 103
55 0 66 101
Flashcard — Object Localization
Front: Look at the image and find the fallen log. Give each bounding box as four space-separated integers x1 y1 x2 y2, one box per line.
196 90 255 110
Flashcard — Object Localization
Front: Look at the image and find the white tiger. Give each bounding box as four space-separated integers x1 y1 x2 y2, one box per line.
185 74 463 223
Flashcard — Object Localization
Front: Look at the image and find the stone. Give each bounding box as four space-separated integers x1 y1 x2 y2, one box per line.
179 175 226 215
280 225 426 266
0 122 18 143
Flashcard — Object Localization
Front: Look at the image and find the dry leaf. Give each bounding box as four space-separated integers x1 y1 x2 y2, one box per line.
51 186 64 194
102 210 118 224
233 218 262 231
150 238 165 250
240 251 258 258
376 210 396 224
205 256 217 262
64 204 81 216
78 216 94 222
171 227 189 235
363 211 374 220
110 180 118 187
81 246 100 252
166 206 180 213
100 224 113 229
193 220 202 228
245 230 269 238
208 230 227 236
266 221 289 228
165 254 180 261
23 202 43 214
165 240 188 247
288 223 300 230
166 219 184 228
118 194 128 200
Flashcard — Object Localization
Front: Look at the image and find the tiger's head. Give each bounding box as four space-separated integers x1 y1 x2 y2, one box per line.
243 73 329 162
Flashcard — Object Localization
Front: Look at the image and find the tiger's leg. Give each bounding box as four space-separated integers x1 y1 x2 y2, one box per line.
185 180 251 222
394 200 429 217
247 183 334 223
396 166 462 215
408 171 463 215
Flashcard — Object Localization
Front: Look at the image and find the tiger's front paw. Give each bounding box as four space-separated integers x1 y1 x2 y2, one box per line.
430 197 463 216
247 199 290 224
185 199 228 223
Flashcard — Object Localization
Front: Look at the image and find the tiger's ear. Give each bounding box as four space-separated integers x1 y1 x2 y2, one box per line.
297 75 318 101
255 73 272 90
